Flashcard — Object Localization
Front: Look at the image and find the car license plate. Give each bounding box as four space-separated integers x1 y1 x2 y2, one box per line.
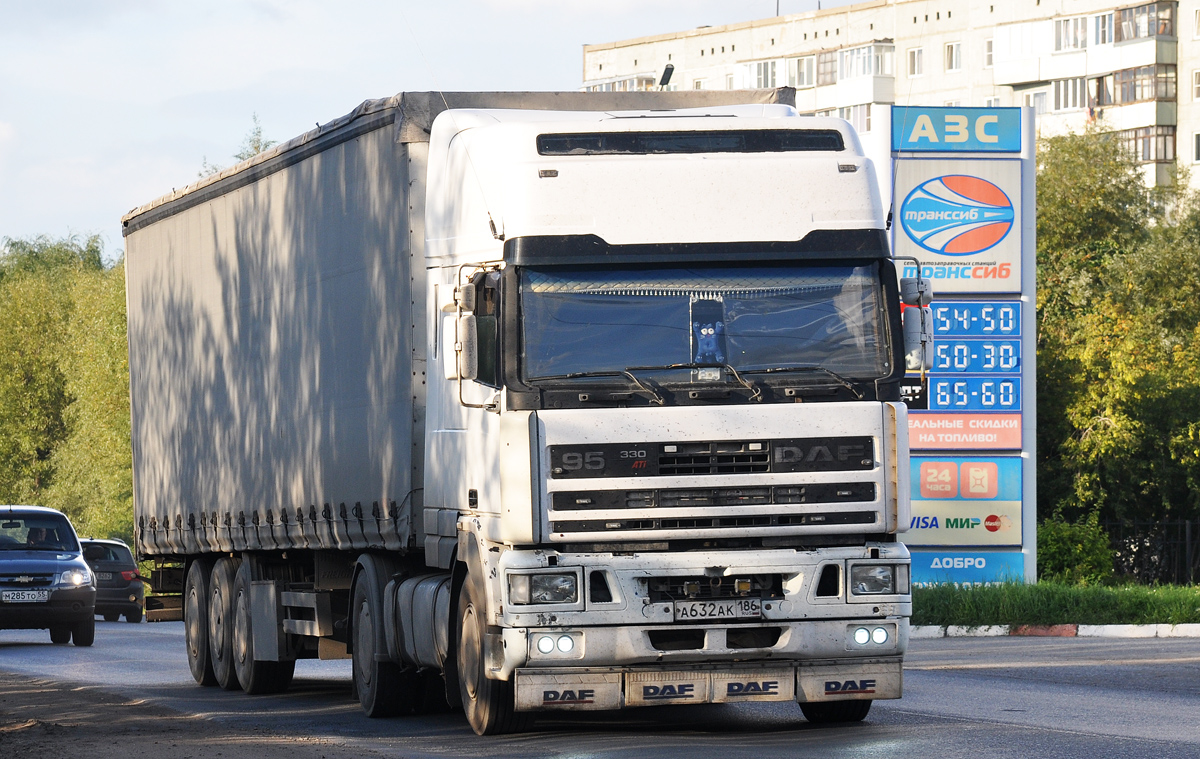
673 598 761 622
1 589 49 603
97 572 113 580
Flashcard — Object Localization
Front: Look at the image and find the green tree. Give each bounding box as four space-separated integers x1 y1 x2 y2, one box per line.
0 236 104 503
199 113 277 177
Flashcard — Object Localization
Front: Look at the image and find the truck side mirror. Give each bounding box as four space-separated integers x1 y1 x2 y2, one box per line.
457 314 479 381
903 306 934 371
899 277 932 307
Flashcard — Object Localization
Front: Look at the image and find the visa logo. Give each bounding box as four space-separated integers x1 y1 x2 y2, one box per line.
642 683 696 700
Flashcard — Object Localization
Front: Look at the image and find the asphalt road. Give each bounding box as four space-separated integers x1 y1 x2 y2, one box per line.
2 620 1199 758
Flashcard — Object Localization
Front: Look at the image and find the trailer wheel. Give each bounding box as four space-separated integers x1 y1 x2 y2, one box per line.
208 557 241 690
351 567 418 717
456 576 530 735
185 558 217 685
800 699 872 724
232 559 295 694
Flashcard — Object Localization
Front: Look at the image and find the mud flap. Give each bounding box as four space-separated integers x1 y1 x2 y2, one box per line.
796 659 902 702
515 672 621 711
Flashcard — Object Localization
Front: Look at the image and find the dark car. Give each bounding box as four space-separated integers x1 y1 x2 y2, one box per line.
80 538 144 623
0 505 96 645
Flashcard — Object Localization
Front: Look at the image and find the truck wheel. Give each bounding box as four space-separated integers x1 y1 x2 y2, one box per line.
209 557 241 690
72 615 96 647
49 626 71 644
185 558 217 685
232 558 295 694
351 568 417 717
800 699 872 724
456 577 530 735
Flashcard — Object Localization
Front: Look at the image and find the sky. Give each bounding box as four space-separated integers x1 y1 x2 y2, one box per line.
0 0 860 259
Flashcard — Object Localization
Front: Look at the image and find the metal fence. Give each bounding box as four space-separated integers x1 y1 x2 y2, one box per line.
1102 520 1198 585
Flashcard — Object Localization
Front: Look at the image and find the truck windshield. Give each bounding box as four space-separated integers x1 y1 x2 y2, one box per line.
519 262 889 383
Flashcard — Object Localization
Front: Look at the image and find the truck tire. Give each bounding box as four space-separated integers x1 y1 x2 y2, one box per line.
351 565 418 717
208 557 241 690
49 626 71 644
800 699 872 724
72 615 96 647
232 558 294 694
185 558 217 685
456 576 530 735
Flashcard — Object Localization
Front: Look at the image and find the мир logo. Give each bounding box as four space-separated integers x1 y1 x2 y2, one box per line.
900 174 1015 256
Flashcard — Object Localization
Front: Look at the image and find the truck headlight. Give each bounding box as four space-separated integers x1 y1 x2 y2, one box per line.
57 568 91 587
849 564 895 595
508 572 578 605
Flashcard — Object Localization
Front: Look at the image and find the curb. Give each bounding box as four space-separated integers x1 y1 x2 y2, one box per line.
912 623 1200 638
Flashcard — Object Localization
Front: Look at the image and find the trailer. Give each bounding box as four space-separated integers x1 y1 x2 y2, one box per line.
122 89 924 734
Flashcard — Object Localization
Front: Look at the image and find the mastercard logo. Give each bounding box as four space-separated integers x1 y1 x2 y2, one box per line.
900 175 1015 256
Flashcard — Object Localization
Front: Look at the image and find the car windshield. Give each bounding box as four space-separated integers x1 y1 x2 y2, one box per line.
0 513 78 552
519 262 890 382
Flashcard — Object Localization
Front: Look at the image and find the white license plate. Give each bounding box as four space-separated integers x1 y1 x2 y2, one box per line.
673 598 761 622
97 572 113 580
1 589 49 603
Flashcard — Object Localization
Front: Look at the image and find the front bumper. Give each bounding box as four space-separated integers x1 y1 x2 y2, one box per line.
0 586 96 629
514 657 902 711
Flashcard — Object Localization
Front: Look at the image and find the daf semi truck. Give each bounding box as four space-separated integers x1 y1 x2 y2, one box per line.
122 90 926 735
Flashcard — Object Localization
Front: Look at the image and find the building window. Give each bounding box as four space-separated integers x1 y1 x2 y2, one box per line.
985 39 994 67
985 97 1001 107
1195 8 1200 38
1194 132 1200 162
944 42 962 71
1096 12 1114 43
1090 65 1176 105
1054 77 1087 110
817 51 837 85
790 56 816 88
944 100 963 107
693 79 706 90
1194 70 1200 99
814 108 836 118
726 73 735 89
839 103 872 133
1025 91 1048 114
839 44 894 79
1115 2 1175 43
755 61 777 88
907 47 924 77
1117 125 1175 162
1055 17 1089 50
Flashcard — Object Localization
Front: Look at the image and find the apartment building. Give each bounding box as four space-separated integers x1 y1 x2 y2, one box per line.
583 0 1185 185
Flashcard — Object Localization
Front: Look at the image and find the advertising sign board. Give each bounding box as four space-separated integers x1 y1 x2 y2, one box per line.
906 456 1022 546
910 550 1025 586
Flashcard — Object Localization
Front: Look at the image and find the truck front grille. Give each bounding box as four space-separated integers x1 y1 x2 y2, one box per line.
647 574 783 602
550 510 877 534
552 483 875 511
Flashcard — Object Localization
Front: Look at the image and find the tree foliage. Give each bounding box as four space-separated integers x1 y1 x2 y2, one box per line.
0 235 130 541
200 113 277 177
1037 131 1200 526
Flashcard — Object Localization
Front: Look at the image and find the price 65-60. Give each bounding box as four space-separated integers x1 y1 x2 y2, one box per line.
930 378 1021 410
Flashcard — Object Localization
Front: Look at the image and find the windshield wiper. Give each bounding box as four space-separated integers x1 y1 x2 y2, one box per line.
624 363 762 403
526 370 665 405
739 365 865 400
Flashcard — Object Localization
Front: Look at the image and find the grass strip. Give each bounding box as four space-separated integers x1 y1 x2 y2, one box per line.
912 582 1200 627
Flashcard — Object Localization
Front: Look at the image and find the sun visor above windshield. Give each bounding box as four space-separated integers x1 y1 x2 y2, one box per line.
504 230 889 266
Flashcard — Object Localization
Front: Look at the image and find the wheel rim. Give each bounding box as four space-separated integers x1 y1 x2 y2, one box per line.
356 599 373 689
460 602 481 701
234 588 249 665
185 586 202 660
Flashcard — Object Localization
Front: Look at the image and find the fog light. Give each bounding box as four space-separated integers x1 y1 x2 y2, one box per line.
557 635 574 653
853 627 870 645
129 594 137 603
536 636 555 654
872 627 888 645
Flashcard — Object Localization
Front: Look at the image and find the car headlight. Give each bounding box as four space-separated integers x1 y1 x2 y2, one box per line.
508 572 578 605
57 568 92 587
849 564 895 595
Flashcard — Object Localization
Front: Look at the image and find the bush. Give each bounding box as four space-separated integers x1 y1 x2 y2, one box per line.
912 582 1200 627
1037 511 1114 585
